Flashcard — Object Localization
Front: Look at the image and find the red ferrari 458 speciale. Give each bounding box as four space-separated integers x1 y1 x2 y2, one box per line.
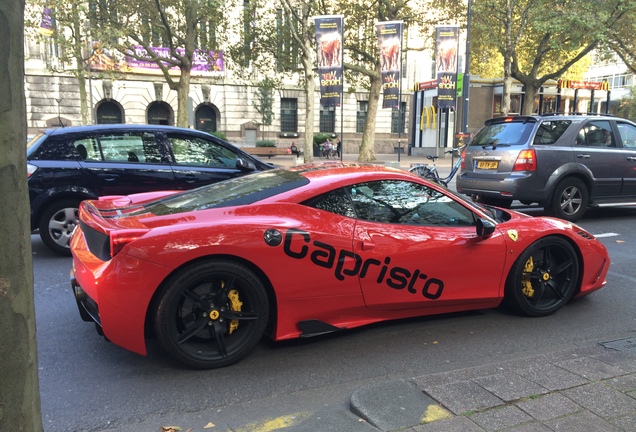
70 163 610 368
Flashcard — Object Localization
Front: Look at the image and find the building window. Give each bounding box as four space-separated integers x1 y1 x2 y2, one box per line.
357 101 368 133
280 98 298 132
493 94 522 115
391 102 406 134
320 106 336 133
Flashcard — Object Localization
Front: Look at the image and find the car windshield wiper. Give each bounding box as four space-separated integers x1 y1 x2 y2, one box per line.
481 142 511 150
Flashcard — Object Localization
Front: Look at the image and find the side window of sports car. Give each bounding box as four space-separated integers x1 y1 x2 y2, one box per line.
348 180 474 226
303 188 356 218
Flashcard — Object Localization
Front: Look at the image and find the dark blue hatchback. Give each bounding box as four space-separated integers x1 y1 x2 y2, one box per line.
27 124 272 255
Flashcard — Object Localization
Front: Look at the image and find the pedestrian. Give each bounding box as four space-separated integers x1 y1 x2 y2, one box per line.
324 138 331 158
335 138 341 158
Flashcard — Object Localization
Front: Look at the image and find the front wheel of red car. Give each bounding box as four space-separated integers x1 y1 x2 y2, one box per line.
504 237 579 317
154 260 269 369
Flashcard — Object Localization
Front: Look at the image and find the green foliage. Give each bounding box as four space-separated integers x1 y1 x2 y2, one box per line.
253 77 276 127
617 86 636 122
313 133 332 146
210 131 227 141
256 140 276 147
464 0 636 113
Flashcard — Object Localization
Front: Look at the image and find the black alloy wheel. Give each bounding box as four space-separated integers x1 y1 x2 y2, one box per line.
154 260 269 369
504 237 580 317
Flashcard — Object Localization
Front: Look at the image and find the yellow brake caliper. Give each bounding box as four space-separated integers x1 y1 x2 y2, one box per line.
522 257 535 298
227 289 242 334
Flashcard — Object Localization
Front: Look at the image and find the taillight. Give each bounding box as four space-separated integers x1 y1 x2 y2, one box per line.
460 148 466 169
109 229 149 257
512 149 537 171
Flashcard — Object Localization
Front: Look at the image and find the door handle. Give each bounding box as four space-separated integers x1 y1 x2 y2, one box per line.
627 156 636 161
96 174 118 181
576 154 591 159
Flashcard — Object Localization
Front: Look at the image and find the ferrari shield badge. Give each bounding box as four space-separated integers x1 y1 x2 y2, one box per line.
507 229 518 242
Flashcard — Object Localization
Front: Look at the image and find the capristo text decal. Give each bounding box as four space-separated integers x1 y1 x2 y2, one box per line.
265 228 444 300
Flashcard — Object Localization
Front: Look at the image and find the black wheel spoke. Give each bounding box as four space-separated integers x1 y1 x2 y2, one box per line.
181 289 209 311
546 279 566 300
176 317 209 344
214 275 235 304
522 270 542 281
552 259 574 276
212 321 227 357
543 246 553 268
222 310 259 321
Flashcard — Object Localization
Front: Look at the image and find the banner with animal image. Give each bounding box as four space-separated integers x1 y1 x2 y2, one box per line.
314 15 344 107
436 26 459 109
376 21 403 109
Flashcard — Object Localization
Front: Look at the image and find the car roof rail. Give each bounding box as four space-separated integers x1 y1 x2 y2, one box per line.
538 112 618 118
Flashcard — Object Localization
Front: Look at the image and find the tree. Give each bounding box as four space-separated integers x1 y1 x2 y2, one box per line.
27 0 94 124
617 86 636 121
469 0 636 115
253 77 276 141
0 1 43 431
99 0 223 127
336 0 430 162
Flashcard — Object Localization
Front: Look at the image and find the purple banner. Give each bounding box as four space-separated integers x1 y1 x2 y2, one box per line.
314 16 344 107
436 26 459 109
39 8 54 36
127 46 224 72
377 21 403 109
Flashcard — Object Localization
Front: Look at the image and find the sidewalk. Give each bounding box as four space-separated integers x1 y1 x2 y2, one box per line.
349 340 636 431
267 151 454 171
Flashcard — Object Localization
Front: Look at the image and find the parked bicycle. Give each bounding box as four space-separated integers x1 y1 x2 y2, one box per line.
408 146 465 188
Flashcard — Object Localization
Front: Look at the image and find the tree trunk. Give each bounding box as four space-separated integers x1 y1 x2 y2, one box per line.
301 36 315 163
502 56 512 115
72 2 90 124
0 1 43 431
359 61 382 162
175 68 191 127
521 83 537 115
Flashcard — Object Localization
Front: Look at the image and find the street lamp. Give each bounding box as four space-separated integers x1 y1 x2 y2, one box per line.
461 0 473 134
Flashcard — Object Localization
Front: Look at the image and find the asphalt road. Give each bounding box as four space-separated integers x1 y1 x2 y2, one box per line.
34 202 636 432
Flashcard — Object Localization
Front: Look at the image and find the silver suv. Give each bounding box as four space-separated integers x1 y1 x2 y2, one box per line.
456 114 636 221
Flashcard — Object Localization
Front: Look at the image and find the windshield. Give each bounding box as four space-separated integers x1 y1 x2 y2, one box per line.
470 120 536 147
125 169 309 216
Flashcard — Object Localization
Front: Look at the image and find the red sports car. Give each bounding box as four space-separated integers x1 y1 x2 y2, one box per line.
70 163 610 369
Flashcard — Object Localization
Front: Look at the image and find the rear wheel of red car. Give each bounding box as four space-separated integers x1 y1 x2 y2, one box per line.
504 237 579 317
154 260 269 369
549 178 588 221
38 199 81 256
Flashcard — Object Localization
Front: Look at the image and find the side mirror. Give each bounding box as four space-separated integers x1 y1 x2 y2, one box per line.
236 158 256 171
475 218 496 237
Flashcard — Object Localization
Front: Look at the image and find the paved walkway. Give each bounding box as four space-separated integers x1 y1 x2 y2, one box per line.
350 341 636 432
267 151 455 170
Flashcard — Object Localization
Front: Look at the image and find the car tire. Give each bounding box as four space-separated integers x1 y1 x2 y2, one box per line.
504 237 579 317
549 178 588 221
38 199 81 256
154 260 269 369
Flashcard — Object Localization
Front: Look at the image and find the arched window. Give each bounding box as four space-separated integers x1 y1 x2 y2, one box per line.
147 101 174 125
195 104 217 133
96 100 124 124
